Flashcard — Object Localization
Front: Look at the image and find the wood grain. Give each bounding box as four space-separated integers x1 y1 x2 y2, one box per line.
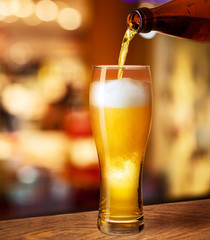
0 199 209 240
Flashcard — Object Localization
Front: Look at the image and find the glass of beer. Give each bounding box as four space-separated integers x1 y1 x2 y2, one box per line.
89 65 152 236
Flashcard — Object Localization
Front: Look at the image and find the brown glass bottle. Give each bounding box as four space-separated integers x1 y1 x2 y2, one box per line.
127 0 210 42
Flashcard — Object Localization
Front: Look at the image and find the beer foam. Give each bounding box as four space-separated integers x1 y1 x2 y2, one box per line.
90 78 151 107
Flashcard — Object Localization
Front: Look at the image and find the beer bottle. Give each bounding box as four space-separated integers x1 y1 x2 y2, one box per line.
127 0 210 42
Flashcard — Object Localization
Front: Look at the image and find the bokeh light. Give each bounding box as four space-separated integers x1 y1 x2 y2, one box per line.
69 138 98 168
57 8 82 30
9 0 20 15
17 166 39 184
35 0 58 22
59 57 87 90
9 42 33 65
3 15 18 23
1 83 47 120
0 0 20 20
0 1 11 17
14 0 34 18
0 140 12 160
38 61 67 103
2 84 33 116
19 131 67 170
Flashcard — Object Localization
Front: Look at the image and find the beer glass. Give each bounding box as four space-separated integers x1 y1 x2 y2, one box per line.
89 65 152 235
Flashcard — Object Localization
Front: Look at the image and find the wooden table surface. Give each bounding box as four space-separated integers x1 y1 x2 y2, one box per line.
0 199 209 240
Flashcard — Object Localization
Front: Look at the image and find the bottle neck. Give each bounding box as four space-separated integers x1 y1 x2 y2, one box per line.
127 7 154 33
127 1 210 41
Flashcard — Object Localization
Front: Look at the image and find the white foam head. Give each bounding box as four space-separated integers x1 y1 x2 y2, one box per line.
90 78 151 108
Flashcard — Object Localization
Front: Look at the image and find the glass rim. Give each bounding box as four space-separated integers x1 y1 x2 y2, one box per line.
93 65 150 69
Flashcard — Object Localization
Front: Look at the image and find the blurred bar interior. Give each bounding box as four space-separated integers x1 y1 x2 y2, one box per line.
0 0 209 220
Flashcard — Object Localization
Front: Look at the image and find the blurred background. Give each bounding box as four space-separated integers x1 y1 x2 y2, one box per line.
0 0 209 220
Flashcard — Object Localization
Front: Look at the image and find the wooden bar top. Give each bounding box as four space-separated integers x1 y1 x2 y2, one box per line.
0 199 209 240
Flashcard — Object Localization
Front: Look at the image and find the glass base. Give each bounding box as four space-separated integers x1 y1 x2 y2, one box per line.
97 215 144 236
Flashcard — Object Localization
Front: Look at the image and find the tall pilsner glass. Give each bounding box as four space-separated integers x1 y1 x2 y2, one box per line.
89 65 152 236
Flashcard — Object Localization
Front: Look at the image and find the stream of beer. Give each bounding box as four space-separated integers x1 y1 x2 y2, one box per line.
118 27 137 79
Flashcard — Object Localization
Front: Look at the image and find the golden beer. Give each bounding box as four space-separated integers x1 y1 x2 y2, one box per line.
90 71 152 235
118 28 137 79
